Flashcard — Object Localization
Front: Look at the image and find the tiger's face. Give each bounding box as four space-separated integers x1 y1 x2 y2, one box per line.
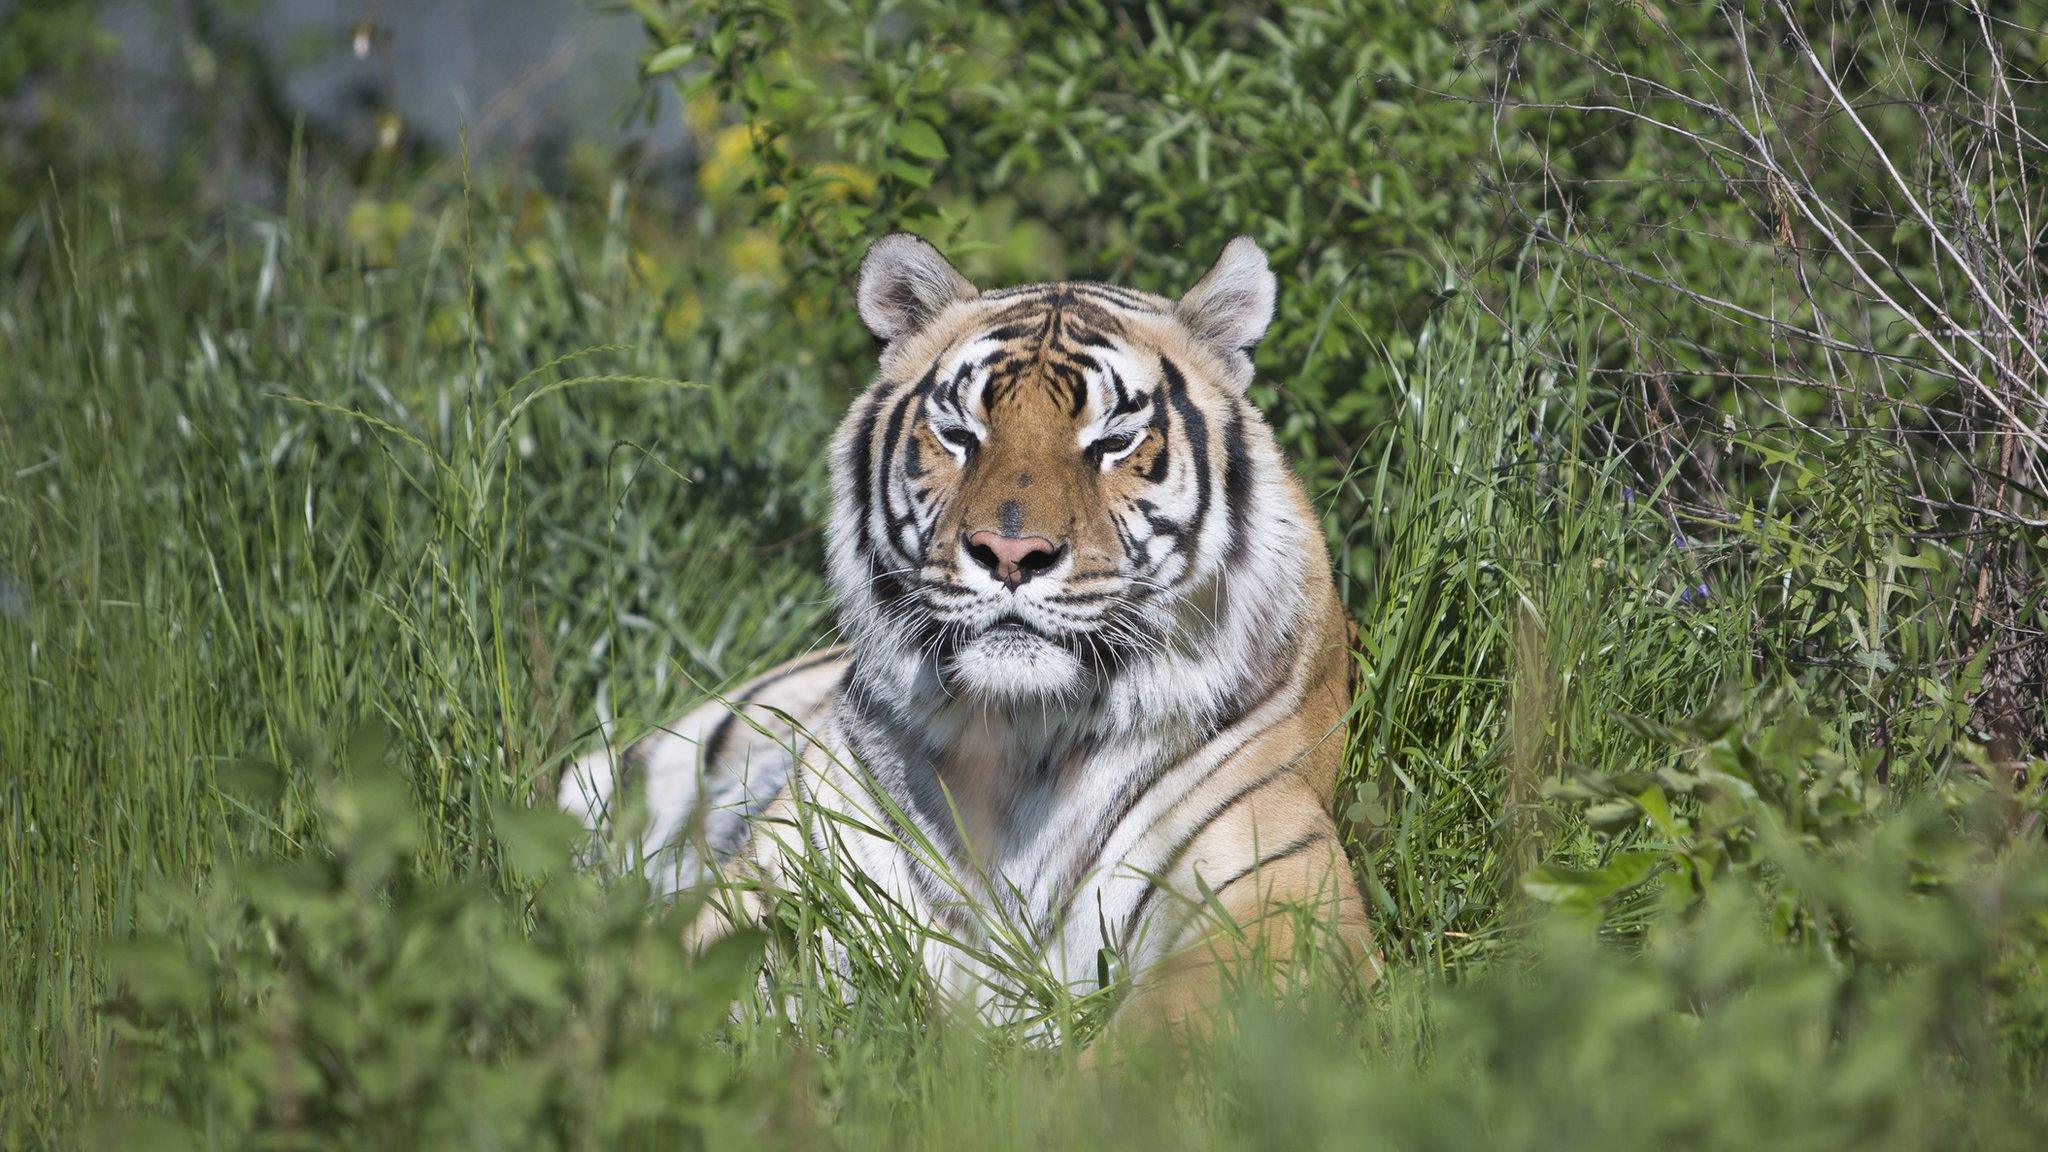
828 234 1280 706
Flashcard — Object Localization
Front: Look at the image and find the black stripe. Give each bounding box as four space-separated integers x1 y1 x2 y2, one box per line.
1048 700 1277 927
698 648 850 771
839 676 898 735
1141 371 1174 483
1068 282 1155 310
943 362 969 410
1110 506 1142 565
1221 403 1253 567
1133 497 1183 543
1050 590 1118 607
1119 762 1296 945
1061 362 1087 415
1160 359 1212 570
1206 830 1327 903
1111 373 1149 418
697 716 744 781
902 437 928 481
845 381 896 555
875 369 935 559
979 284 1049 302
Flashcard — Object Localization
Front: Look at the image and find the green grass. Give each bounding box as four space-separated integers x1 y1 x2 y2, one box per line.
0 180 837 1130
3 176 2045 1149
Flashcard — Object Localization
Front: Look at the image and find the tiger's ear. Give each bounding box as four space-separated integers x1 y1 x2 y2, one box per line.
1175 236 1275 390
857 234 978 344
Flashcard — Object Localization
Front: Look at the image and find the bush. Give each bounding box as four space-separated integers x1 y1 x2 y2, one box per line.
98 746 768 1150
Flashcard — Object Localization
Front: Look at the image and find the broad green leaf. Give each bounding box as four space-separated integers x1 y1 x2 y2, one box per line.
646 43 694 76
1521 851 1660 909
896 119 948 160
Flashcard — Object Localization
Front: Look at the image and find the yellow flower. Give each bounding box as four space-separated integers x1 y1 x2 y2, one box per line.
815 162 877 200
345 198 414 266
727 229 784 282
683 91 720 142
630 250 674 291
698 124 762 197
663 292 704 339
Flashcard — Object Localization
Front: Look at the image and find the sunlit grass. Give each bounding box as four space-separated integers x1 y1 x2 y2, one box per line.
3 175 2044 1149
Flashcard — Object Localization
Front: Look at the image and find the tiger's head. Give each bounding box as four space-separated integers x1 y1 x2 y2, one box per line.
828 234 1303 709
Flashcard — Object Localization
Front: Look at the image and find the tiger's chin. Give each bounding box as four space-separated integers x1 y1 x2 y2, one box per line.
943 624 1088 704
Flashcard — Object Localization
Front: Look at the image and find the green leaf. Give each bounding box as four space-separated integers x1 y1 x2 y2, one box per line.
896 119 947 161
495 803 585 876
692 928 769 1000
645 43 694 76
622 0 673 38
105 938 207 1013
1521 851 1660 909
1584 798 1638 833
1635 786 1681 838
880 157 934 188
491 940 563 1007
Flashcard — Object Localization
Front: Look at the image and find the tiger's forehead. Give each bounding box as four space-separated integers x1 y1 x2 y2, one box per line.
976 279 1177 315
915 281 1182 412
966 282 1173 346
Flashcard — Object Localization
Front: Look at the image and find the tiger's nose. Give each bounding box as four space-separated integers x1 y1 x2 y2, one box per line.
964 531 1064 588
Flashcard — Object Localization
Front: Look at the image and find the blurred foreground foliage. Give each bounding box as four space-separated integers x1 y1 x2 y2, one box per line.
98 743 766 1151
91 713 2048 1149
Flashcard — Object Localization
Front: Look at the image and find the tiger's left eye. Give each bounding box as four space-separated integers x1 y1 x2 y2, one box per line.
1091 430 1141 459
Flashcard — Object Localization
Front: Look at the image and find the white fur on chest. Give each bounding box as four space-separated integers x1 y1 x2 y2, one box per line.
787 679 1296 1021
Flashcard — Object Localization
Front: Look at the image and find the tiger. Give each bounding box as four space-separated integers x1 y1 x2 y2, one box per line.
560 233 1379 1042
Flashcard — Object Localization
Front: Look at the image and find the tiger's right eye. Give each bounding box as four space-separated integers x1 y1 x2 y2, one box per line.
937 426 979 454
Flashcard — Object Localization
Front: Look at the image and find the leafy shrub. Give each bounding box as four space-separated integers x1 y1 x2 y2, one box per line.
89 723 2048 1150
98 739 768 1150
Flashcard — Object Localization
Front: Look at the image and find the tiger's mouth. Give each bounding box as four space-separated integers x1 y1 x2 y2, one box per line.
983 614 1047 640
890 561 1165 701
922 610 1067 662
940 613 1090 702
